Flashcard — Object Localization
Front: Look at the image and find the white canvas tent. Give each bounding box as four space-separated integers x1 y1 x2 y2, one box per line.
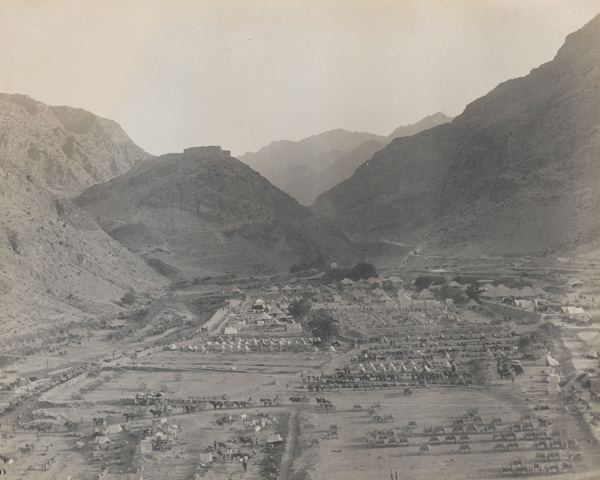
266 434 283 443
137 440 153 454
199 453 213 463
106 424 122 434
536 354 560 367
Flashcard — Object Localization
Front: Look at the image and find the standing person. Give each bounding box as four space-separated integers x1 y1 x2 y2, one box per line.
395 471 398 480
390 469 394 480
242 459 247 472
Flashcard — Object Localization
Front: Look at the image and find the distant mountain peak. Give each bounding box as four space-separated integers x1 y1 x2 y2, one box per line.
238 113 452 206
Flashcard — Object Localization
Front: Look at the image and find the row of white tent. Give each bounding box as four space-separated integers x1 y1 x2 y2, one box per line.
481 284 547 298
356 359 459 374
341 276 403 286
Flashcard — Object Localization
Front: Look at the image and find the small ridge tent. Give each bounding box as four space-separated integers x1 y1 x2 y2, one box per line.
536 355 560 367
107 424 122 434
199 453 213 463
266 434 283 444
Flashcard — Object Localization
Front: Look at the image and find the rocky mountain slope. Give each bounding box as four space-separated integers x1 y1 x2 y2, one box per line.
0 161 165 342
310 113 453 205
239 115 451 206
0 93 150 196
0 94 164 343
74 146 356 276
312 15 600 257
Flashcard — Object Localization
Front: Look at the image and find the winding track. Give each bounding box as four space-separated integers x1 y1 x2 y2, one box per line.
278 408 299 480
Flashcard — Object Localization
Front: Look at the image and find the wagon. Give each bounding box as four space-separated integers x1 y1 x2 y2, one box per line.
152 438 173 451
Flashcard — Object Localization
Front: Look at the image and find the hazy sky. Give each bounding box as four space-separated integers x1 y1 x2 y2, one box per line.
2 1 599 156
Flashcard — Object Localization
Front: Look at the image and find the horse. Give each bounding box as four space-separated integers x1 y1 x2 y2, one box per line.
236 436 254 446
17 446 32 456
93 417 105 426
149 409 162 418
209 401 223 409
123 412 135 422
64 420 79 432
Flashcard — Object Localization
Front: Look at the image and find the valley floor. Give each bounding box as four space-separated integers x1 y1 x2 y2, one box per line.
1 259 599 480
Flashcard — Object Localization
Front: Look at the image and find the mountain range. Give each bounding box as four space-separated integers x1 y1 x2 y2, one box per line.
1 14 598 341
239 113 452 205
312 14 600 257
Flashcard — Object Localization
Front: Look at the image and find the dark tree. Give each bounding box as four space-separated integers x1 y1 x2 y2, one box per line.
349 262 377 281
414 276 433 291
465 284 484 301
436 285 463 303
517 335 533 352
415 275 447 291
288 297 312 320
303 309 340 343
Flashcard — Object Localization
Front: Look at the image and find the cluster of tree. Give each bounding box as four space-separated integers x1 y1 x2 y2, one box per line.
435 285 464 303
517 334 534 352
288 297 312 320
302 309 340 344
432 283 484 304
465 284 484 301
287 299 339 343
414 275 447 291
322 262 377 283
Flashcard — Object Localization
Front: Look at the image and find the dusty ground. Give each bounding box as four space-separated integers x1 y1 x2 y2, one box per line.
1 273 599 480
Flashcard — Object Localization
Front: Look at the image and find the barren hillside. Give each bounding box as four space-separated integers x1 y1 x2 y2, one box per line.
75 146 356 277
312 15 600 256
0 164 165 344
